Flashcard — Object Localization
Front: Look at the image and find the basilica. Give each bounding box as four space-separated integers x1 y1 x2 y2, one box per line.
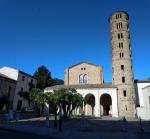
45 11 150 119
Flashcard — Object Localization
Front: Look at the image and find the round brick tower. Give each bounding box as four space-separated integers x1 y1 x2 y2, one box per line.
109 11 135 117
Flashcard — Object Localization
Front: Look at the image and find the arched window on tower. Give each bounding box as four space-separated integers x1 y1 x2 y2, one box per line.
122 76 125 83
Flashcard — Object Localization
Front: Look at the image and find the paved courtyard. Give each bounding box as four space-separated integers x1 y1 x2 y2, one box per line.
0 114 150 139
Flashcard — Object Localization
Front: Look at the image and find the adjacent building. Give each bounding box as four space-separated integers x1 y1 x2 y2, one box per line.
0 67 37 111
135 80 150 120
0 73 16 110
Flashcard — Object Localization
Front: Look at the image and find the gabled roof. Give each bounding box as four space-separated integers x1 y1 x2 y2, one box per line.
68 61 101 69
0 66 37 80
0 73 16 82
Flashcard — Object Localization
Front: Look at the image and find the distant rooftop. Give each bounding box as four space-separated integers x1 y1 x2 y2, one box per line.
0 73 16 81
134 79 150 83
0 66 36 80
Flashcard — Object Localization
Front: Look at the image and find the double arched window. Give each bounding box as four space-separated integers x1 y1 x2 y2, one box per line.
79 74 88 84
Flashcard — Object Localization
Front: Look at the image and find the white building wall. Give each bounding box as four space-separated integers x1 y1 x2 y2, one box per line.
135 82 150 107
77 88 118 117
136 85 150 120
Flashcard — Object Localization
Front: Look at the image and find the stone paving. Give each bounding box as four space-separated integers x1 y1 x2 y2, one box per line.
0 116 150 139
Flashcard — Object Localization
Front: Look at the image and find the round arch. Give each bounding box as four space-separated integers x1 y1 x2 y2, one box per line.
84 93 95 116
100 93 112 116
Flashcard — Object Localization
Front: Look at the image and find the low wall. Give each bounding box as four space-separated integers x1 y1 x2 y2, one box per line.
136 107 150 120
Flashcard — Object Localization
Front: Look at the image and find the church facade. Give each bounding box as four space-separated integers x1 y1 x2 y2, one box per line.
45 11 150 118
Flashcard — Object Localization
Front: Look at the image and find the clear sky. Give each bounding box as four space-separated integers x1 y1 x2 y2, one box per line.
0 0 150 82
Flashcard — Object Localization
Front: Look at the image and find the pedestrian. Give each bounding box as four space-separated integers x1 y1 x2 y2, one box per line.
122 116 127 132
58 109 62 132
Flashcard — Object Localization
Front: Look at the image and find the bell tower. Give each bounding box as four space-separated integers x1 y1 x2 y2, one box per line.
109 11 135 117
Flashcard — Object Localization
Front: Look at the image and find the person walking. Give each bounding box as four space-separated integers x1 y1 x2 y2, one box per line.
58 109 63 132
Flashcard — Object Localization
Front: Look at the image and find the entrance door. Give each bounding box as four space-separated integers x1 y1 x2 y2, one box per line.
100 94 112 116
106 105 110 115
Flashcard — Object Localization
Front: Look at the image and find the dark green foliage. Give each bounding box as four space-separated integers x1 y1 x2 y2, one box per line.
33 65 64 89
18 91 30 101
34 65 51 89
29 88 46 116
47 88 84 119
48 78 64 86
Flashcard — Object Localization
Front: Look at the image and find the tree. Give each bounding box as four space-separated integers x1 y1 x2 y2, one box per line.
33 65 64 90
34 65 51 89
45 92 58 127
35 92 47 116
48 78 64 86
51 88 84 119
18 91 30 101
29 88 46 116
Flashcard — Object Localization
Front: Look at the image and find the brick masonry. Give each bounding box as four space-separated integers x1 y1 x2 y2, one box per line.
64 62 103 85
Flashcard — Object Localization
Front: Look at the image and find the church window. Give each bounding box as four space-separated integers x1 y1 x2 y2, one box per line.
121 42 123 48
120 14 122 18
122 77 125 83
116 14 118 19
121 65 124 70
79 74 83 84
81 68 83 70
119 42 123 48
120 22 122 28
118 34 120 39
118 33 123 39
84 68 86 70
117 23 122 29
116 14 122 19
79 74 88 84
125 105 127 111
83 74 88 84
122 53 124 57
121 33 123 38
123 90 126 96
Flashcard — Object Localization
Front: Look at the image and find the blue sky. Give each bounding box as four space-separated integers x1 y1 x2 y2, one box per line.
0 0 150 82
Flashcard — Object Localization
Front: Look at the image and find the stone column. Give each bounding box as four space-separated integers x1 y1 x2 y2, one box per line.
94 94 100 117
